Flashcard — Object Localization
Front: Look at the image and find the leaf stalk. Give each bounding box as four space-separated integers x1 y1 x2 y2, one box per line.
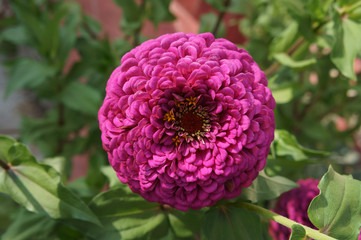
0 159 10 171
234 202 337 240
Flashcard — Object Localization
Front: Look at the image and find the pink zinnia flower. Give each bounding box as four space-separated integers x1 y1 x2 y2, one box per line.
269 179 320 240
98 32 275 210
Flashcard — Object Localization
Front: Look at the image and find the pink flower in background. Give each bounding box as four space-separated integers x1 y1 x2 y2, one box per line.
98 32 275 210
269 179 320 240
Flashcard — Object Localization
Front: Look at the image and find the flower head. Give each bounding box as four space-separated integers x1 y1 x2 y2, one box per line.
98 32 275 210
269 179 320 240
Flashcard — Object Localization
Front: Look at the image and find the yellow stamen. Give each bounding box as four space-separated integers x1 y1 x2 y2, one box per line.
175 99 185 107
172 135 180 146
163 110 175 122
186 96 197 106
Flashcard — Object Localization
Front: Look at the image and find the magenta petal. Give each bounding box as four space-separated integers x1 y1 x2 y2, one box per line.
98 32 275 211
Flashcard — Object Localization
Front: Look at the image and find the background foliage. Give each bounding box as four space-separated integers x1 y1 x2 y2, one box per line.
0 0 361 239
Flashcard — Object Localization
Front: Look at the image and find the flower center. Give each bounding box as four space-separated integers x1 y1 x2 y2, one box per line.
179 111 204 135
163 95 211 146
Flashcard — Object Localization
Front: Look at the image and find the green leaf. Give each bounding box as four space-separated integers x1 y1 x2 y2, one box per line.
1 209 57 240
42 156 66 181
269 21 299 57
114 0 141 23
289 224 306 240
204 0 226 11
274 53 316 70
83 15 102 34
277 0 314 39
305 0 333 21
0 135 16 162
308 166 361 240
101 166 122 188
4 59 57 98
331 10 361 79
265 156 310 177
114 0 142 35
88 187 167 240
40 2 69 60
57 2 81 67
202 206 262 240
86 151 107 190
0 136 101 226
0 194 18 233
147 0 175 27
270 84 294 104
0 25 29 45
273 130 328 161
199 13 225 38
67 177 98 199
20 111 62 157
266 130 328 177
10 0 46 49
61 81 101 116
278 0 307 20
168 210 203 238
241 171 298 202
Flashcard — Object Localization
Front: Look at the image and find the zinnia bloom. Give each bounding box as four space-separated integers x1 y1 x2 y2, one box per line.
269 179 320 240
98 32 275 210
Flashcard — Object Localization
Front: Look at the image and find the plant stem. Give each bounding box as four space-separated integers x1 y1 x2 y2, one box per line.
265 37 305 77
0 159 10 171
234 202 337 240
212 0 231 36
345 1 361 14
56 102 65 154
133 0 146 47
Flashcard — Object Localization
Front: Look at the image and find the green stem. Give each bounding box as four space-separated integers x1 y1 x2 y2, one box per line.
234 202 337 240
133 0 146 47
345 1 361 14
264 37 305 77
212 0 231 36
0 159 10 171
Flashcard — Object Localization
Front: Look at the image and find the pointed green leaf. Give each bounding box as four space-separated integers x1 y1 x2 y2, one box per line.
114 0 142 35
101 166 122 188
147 0 175 26
199 12 225 38
0 136 101 226
57 2 81 66
269 21 299 57
10 0 46 49
88 187 168 240
61 82 101 116
0 25 29 45
40 3 68 59
308 166 361 240
274 130 328 161
0 194 18 232
289 224 306 240
1 210 57 240
241 171 298 202
168 209 204 238
266 130 328 177
274 53 316 70
4 59 57 98
270 84 294 104
42 156 66 182
42 157 66 176
203 206 262 240
0 135 16 161
331 10 361 79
